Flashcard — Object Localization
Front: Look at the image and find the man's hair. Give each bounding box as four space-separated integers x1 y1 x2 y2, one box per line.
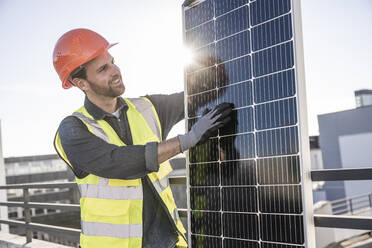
70 65 87 81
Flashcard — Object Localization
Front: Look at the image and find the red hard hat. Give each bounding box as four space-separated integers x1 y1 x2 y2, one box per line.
53 28 117 89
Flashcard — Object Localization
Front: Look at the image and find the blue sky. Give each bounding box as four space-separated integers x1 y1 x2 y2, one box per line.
0 0 371 157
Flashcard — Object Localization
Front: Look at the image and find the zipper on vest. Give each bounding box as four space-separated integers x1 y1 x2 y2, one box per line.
144 175 187 244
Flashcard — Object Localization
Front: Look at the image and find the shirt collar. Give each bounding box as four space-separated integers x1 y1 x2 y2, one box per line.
84 96 128 120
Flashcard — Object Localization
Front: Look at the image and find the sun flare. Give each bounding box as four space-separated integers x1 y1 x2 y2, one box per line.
181 46 194 66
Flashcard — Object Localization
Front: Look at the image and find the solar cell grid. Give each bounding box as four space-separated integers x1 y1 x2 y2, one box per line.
223 239 259 248
219 107 254 135
220 133 255 160
257 156 301 185
216 5 250 40
187 66 216 95
191 187 221 210
222 187 257 212
260 214 304 244
184 0 312 246
190 162 220 186
254 69 296 104
191 235 222 248
215 0 248 17
252 41 294 77
217 55 252 86
186 21 215 49
254 97 297 130
258 185 302 213
191 211 221 236
216 30 251 62
223 213 259 239
261 243 305 248
221 160 256 186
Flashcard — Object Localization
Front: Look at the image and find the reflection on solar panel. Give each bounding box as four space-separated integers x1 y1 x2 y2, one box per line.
183 0 315 247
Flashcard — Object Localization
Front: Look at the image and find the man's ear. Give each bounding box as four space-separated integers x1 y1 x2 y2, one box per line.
72 78 89 91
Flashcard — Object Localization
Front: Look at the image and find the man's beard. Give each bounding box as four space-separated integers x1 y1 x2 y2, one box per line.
87 76 125 98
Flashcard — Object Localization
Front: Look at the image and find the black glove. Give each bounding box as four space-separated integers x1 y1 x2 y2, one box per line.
178 102 233 152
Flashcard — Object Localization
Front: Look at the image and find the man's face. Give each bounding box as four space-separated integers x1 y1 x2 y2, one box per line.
84 51 125 98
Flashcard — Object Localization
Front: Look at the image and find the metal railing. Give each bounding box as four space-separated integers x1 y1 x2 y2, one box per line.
312 167 372 230
0 182 81 244
0 176 187 244
330 192 372 215
2 168 372 245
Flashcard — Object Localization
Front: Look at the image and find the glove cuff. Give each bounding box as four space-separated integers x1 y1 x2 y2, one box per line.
178 131 198 153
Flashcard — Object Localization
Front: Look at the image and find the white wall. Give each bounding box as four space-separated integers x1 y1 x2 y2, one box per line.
339 132 372 197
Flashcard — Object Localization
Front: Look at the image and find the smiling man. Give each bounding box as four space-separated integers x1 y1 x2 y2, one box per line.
52 28 233 248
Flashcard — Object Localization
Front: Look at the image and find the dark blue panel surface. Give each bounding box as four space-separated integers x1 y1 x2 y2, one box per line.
261 243 305 248
253 41 294 77
185 0 306 245
260 214 304 244
256 126 299 157
220 107 254 135
218 55 252 85
252 14 293 51
224 239 259 248
218 81 253 108
222 187 257 212
216 6 249 40
216 30 250 62
220 133 255 160
255 97 297 130
187 66 216 95
250 0 291 26
191 211 221 236
221 160 256 185
187 89 217 118
215 0 248 17
191 187 221 210
185 0 214 29
190 163 219 186
257 156 301 184
254 69 296 103
259 185 302 213
189 138 219 163
186 21 215 49
223 213 258 239
192 235 222 248
188 43 216 73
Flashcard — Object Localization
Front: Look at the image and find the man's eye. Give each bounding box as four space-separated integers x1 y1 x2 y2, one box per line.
99 66 107 72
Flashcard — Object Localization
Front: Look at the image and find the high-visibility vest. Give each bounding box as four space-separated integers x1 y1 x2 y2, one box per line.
54 97 187 248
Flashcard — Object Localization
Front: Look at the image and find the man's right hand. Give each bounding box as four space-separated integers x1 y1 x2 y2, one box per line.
178 103 233 152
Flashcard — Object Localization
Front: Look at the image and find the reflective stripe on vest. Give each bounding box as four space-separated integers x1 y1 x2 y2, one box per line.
72 112 110 143
54 97 186 247
81 221 143 239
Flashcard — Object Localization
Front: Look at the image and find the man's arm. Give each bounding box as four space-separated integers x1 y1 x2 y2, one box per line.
158 137 181 164
58 103 232 180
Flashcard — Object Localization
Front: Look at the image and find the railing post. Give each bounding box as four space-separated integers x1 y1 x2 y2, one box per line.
349 199 353 215
369 194 372 209
23 188 32 243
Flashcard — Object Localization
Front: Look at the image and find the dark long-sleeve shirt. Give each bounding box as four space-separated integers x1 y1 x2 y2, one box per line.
57 92 184 248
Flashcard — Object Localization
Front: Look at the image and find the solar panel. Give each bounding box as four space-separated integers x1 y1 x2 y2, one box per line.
183 0 315 247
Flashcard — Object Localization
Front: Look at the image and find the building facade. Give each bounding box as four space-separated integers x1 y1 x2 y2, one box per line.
318 105 372 202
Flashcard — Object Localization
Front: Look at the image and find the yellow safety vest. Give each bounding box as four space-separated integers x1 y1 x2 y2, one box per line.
54 97 187 248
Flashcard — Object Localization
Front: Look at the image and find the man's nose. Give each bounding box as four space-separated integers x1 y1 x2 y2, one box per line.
110 64 121 75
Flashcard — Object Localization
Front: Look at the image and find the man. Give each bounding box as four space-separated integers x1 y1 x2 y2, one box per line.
52 28 232 248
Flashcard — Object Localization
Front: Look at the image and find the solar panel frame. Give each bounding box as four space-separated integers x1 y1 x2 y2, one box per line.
182 0 315 247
